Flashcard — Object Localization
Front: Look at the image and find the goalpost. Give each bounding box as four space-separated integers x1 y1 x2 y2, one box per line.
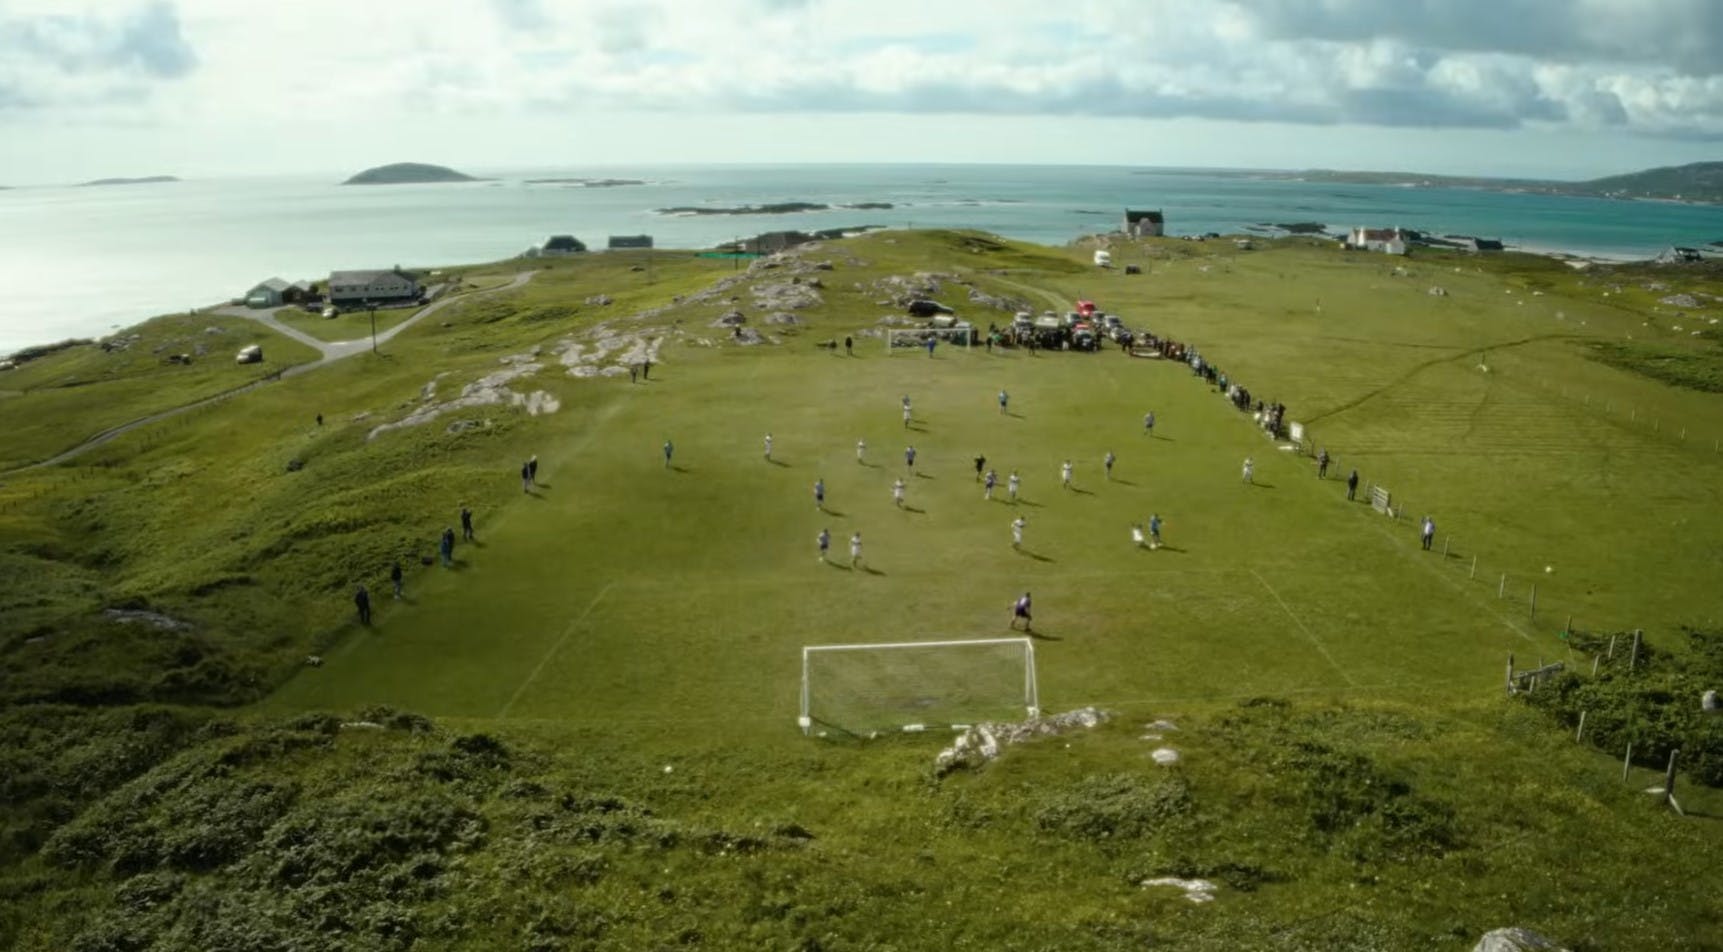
799 637 1039 735
885 325 975 352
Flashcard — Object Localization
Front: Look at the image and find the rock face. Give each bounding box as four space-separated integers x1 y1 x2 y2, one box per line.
343 163 478 185
1472 927 1569 952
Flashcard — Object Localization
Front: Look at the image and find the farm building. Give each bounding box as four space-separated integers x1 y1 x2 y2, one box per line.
1347 227 1409 255
608 235 654 250
244 278 314 308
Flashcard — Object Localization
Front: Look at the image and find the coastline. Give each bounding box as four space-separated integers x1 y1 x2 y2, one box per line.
0 232 1674 364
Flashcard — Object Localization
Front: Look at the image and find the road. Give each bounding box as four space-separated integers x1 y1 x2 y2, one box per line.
7 271 537 472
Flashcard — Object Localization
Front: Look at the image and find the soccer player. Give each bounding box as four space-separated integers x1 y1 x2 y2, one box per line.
813 478 825 510
520 461 532 493
850 531 863 567
857 438 867 463
1104 451 1116 480
905 445 917 471
1010 591 1032 632
974 454 986 481
998 389 1009 414
1421 516 1436 551
893 478 906 508
460 506 474 541
663 440 674 468
1008 470 1021 503
984 469 998 500
1241 456 1254 484
817 527 831 562
527 455 539 485
1149 513 1163 549
902 404 912 428
1061 459 1074 490
1143 410 1155 435
764 433 773 461
1011 515 1026 549
1347 469 1360 501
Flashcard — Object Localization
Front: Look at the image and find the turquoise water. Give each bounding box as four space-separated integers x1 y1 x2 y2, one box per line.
1 164 1718 354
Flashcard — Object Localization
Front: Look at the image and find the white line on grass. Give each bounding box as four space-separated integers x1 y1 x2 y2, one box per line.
1250 568 1358 687
496 581 616 719
1358 518 1537 645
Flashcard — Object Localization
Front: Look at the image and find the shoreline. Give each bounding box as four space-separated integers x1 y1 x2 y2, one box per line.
0 231 1694 362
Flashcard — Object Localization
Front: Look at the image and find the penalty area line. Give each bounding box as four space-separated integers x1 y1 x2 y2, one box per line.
496 581 615 719
1250 568 1358 687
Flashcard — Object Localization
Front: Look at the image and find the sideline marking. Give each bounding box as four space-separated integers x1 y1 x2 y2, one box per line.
497 581 615 718
1250 568 1357 687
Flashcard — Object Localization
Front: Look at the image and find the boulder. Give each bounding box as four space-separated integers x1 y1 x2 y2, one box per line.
585 294 614 306
764 312 801 325
712 310 747 327
1472 928 1569 952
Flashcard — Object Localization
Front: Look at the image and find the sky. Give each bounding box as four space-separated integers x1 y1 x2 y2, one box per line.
1 0 1719 184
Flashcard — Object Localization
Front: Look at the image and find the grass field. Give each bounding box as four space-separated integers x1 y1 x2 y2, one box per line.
3 231 1722 950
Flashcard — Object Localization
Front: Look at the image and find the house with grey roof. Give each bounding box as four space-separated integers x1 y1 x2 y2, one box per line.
245 278 293 308
327 267 422 304
1122 209 1165 238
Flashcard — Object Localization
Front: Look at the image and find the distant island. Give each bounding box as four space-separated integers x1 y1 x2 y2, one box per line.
524 177 645 187
1259 160 1723 205
657 201 894 216
78 176 179 187
342 163 479 185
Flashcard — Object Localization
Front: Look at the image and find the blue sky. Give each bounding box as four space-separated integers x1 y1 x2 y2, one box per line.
0 0 1718 183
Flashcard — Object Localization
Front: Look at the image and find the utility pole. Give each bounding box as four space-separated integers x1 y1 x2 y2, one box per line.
368 301 378 355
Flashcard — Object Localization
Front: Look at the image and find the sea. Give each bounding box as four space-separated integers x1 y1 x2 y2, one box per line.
2 163 1720 355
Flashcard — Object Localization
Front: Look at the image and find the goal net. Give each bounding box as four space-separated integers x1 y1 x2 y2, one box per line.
885 325 975 351
799 637 1039 735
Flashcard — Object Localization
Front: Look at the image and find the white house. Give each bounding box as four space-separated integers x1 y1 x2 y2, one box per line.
1348 227 1409 255
327 267 421 304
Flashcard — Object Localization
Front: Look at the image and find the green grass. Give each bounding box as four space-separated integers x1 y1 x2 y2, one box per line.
0 313 321 470
3 231 1722 950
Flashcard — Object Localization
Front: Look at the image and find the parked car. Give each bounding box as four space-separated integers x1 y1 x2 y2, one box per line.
321 306 340 319
235 344 263 364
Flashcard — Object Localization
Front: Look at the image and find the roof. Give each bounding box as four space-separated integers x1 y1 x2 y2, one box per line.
251 277 291 293
290 280 314 291
608 234 653 248
1124 209 1164 223
330 268 420 284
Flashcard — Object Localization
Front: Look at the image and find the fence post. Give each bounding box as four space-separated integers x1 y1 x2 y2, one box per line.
1506 652 1515 695
1564 614 1572 635
1664 749 1682 815
1629 629 1642 672
1608 633 1618 659
1591 655 1600 676
1442 537 1450 558
1623 743 1633 781
1576 711 1587 743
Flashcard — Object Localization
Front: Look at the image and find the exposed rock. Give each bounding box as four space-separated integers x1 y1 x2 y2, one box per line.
285 458 304 472
585 294 614 306
752 280 823 311
1429 286 1449 297
733 326 772 346
967 287 1029 312
764 312 801 325
369 356 557 440
445 419 488 435
103 609 192 631
1472 927 1569 952
935 707 1108 775
712 310 747 327
1660 293 1704 309
1151 747 1181 765
1140 877 1216 904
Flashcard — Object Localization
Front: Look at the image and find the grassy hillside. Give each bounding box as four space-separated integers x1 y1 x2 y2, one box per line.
2 231 1721 950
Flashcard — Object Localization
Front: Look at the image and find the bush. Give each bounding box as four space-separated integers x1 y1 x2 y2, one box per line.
1033 773 1195 844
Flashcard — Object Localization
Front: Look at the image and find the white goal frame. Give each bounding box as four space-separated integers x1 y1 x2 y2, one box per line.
885 325 975 352
799 637 1039 735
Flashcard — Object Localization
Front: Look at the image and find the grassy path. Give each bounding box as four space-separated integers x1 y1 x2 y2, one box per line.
4 271 535 472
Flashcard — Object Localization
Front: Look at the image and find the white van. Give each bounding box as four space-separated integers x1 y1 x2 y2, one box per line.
235 344 263 364
1093 249 1113 267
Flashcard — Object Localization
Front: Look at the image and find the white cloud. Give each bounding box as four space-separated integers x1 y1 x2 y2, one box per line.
0 0 1718 181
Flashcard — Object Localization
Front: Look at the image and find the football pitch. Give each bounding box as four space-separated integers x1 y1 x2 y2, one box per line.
264 333 1577 736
